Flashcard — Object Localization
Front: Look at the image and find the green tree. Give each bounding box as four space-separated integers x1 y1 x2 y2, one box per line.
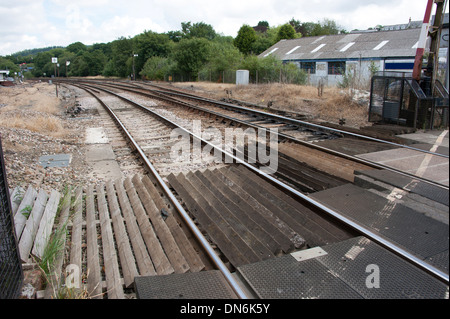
276 23 297 42
0 57 19 74
181 21 217 40
110 37 133 77
140 56 173 80
204 41 242 73
32 48 65 77
66 42 87 55
311 19 344 36
133 30 172 75
257 21 269 28
234 25 257 55
171 38 212 80
289 18 302 34
83 50 106 76
252 35 274 55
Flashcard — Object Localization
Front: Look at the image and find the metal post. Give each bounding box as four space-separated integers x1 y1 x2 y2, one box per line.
412 0 434 81
132 53 138 81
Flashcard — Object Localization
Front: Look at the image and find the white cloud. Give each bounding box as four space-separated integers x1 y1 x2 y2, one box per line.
0 0 447 56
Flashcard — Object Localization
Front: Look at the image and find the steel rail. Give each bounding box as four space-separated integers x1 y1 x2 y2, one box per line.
146 83 449 159
75 84 249 299
79 80 449 190
71 78 449 158
77 82 449 285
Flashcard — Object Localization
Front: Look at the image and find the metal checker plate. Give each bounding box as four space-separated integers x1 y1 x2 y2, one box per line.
134 270 238 299
424 250 449 274
316 237 449 299
238 237 448 299
357 169 449 206
311 184 449 264
237 254 362 299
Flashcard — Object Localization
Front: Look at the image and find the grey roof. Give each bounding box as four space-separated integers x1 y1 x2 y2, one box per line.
259 28 421 61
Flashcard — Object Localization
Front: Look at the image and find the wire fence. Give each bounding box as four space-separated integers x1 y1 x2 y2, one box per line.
0 134 23 299
164 68 308 85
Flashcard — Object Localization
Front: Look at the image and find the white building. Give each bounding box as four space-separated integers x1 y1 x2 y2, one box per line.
259 19 448 88
0 70 10 81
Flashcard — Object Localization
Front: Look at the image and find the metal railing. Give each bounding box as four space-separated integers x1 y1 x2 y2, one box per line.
369 72 449 129
0 134 23 299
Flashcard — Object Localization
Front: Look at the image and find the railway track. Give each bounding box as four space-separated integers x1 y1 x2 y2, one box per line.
65 79 449 189
41 79 448 299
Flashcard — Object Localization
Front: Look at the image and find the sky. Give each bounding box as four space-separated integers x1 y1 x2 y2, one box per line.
0 0 448 56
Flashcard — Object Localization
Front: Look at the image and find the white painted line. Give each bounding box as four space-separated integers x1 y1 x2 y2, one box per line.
415 130 449 177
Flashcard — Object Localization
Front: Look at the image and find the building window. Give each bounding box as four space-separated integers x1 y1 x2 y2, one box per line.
300 62 316 74
328 61 346 75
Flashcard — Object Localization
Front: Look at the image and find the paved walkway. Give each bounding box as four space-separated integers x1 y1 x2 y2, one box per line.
357 130 449 186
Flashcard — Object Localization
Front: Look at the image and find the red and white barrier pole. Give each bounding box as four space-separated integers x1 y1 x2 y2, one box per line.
412 0 434 81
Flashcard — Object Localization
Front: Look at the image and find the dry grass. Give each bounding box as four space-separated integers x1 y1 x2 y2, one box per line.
173 82 370 128
0 112 67 138
0 83 67 137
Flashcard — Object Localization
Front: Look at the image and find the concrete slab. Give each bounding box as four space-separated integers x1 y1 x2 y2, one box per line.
85 144 116 162
38 154 71 168
398 130 449 147
87 160 123 180
356 148 449 186
85 138 123 180
85 127 109 144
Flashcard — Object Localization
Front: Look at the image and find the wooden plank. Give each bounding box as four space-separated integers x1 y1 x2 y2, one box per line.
185 171 269 263
141 175 205 272
114 179 156 276
233 165 353 243
197 170 284 255
105 180 138 288
218 166 314 246
278 142 369 182
166 173 250 268
32 190 61 260
14 186 38 239
85 185 102 299
96 184 124 299
44 188 72 299
203 169 295 253
69 187 83 285
132 175 190 274
10 186 25 216
18 189 48 262
124 177 174 275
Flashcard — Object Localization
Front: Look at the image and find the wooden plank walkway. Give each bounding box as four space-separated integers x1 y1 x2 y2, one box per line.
12 174 205 299
167 165 356 268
